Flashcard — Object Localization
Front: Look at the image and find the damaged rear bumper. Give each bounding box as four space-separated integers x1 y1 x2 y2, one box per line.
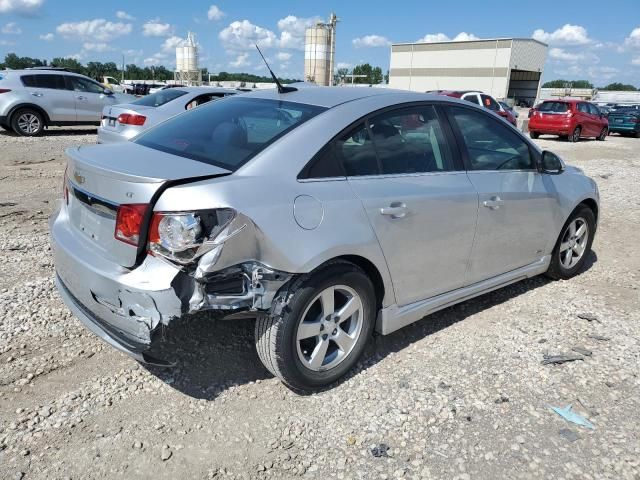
50 206 292 364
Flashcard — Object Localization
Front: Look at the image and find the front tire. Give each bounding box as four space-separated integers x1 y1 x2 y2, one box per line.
11 108 44 137
530 131 539 139
255 261 376 391
546 206 595 280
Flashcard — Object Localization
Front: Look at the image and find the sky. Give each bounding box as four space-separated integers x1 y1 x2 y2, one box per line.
0 0 639 86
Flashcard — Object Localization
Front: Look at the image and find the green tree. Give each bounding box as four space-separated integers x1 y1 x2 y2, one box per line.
50 57 86 75
350 63 385 84
542 79 593 89
2 53 46 69
601 82 637 91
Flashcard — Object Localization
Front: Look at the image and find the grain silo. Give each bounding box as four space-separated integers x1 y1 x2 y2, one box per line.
175 32 202 86
304 13 338 86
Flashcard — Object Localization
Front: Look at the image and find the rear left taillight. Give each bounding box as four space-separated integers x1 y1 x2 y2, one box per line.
0 89 11 94
115 204 149 246
117 113 146 126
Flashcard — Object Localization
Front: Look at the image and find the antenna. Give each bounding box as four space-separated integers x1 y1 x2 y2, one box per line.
255 44 297 94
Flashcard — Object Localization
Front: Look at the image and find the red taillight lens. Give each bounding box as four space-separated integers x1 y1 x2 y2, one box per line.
631 118 640 123
117 113 146 126
115 204 148 246
0 88 11 94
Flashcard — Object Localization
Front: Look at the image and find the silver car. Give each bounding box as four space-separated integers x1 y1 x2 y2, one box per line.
0 68 136 136
97 87 238 143
50 87 599 390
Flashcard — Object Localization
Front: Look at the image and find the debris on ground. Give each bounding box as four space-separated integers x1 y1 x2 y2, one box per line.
549 405 595 430
577 313 601 323
587 334 611 341
370 443 390 458
559 428 580 442
542 353 584 365
571 347 593 357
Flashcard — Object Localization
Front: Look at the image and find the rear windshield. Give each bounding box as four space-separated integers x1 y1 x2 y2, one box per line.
132 89 187 107
538 101 569 113
134 97 327 171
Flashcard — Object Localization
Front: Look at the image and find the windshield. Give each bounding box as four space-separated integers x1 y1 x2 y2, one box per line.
135 97 327 171
132 89 187 107
538 101 569 113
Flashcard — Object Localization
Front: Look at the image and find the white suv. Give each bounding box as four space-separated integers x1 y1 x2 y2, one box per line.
0 68 135 136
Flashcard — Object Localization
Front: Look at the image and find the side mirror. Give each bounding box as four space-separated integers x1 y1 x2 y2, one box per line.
540 150 564 174
103 88 114 96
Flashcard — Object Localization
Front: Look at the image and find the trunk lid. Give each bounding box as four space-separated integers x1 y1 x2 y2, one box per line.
65 143 231 268
100 104 154 133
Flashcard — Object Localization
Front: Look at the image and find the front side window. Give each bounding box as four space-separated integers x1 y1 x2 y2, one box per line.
587 103 600 116
481 94 500 111
577 103 589 114
133 89 187 107
449 106 533 171
135 97 326 171
368 106 453 174
69 77 105 94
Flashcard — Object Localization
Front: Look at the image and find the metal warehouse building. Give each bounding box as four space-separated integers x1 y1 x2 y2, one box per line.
389 38 548 104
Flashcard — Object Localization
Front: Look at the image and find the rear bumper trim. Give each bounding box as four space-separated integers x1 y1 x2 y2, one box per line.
55 274 173 366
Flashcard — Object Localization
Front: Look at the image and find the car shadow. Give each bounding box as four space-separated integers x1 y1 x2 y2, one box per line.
143 250 598 399
0 127 97 137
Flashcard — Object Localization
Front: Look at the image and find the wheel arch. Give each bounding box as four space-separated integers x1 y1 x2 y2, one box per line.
578 197 599 224
8 103 51 126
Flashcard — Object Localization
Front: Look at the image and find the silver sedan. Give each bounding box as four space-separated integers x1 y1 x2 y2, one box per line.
51 87 599 390
97 86 238 143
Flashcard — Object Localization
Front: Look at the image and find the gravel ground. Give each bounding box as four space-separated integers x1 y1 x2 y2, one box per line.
0 125 639 480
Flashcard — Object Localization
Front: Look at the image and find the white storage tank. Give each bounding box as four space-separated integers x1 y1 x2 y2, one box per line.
304 13 337 86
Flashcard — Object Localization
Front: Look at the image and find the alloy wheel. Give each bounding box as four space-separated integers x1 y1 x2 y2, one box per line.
296 285 364 372
572 127 581 142
559 217 589 269
17 113 41 134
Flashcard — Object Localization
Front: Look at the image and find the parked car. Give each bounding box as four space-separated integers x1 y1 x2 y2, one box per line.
438 91 517 126
499 100 519 119
528 100 609 142
0 68 136 136
98 76 126 94
51 88 599 390
607 106 640 137
98 87 238 143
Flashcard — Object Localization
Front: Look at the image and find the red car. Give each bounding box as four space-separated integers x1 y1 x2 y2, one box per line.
436 90 517 127
528 100 609 142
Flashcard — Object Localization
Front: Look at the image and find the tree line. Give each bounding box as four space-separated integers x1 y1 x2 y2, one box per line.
542 79 638 91
0 53 300 83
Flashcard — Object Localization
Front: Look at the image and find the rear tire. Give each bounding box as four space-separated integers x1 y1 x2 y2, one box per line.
597 127 607 141
255 261 376 391
546 205 595 280
635 131 640 139
530 131 539 139
11 108 45 137
568 126 581 143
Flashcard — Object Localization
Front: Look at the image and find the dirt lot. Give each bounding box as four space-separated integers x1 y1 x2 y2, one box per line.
0 125 639 480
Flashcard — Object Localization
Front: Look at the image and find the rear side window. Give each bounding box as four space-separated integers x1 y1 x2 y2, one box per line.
135 97 326 171
368 106 453 174
449 106 533 171
538 102 569 113
133 89 187 107
21 74 68 90
462 94 481 105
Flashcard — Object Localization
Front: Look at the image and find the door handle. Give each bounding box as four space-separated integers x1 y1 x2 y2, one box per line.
77 95 87 101
483 196 504 210
380 202 408 219
31 92 43 97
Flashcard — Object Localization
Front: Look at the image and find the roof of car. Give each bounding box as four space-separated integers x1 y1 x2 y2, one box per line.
173 86 238 94
240 85 435 108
